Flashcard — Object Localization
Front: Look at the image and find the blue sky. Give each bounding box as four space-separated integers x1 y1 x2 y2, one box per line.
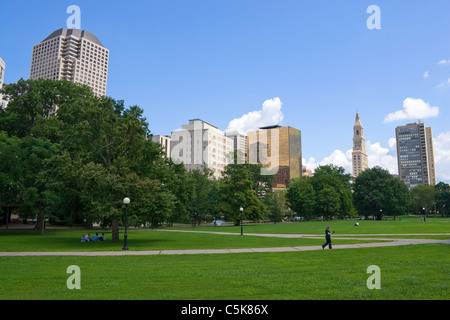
1 0 449 182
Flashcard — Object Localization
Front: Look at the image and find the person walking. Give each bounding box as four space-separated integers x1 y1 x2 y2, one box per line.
322 226 334 249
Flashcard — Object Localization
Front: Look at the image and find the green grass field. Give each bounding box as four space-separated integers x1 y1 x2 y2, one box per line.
0 218 448 300
0 245 448 300
172 216 450 235
0 228 385 252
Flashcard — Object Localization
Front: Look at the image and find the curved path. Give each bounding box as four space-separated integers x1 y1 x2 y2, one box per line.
0 230 448 256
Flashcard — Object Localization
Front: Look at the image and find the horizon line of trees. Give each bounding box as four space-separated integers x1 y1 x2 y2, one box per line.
1 79 449 240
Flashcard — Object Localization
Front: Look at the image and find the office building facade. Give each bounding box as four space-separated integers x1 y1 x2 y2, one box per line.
247 125 302 188
152 135 171 158
225 130 248 164
30 28 109 97
395 122 436 189
171 119 233 179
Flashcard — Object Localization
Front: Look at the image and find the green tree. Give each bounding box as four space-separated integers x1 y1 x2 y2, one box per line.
186 168 217 226
316 187 340 220
53 92 170 241
0 78 92 138
18 136 60 234
310 165 355 219
411 184 436 216
286 177 316 219
0 132 24 232
383 177 412 220
353 166 393 220
435 182 450 217
263 191 283 223
220 164 266 225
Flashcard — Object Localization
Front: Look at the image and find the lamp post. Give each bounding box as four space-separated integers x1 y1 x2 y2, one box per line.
240 207 244 235
123 197 130 250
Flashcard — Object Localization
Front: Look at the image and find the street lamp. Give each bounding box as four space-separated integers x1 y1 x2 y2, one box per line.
240 207 244 236
123 197 130 250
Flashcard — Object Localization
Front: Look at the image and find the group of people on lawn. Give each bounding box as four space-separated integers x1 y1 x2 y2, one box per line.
81 233 105 242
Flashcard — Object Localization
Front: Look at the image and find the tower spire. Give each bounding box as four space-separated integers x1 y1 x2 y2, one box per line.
352 112 368 178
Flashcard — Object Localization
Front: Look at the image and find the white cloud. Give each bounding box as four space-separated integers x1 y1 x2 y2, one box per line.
384 98 439 123
303 133 450 183
302 139 398 176
423 71 429 79
438 59 450 65
367 140 398 174
302 149 352 174
226 97 284 133
388 137 397 150
434 131 450 183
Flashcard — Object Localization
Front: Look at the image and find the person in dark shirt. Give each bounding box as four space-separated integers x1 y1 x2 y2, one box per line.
322 226 334 249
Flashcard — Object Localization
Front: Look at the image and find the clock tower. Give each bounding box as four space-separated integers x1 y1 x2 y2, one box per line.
352 112 368 177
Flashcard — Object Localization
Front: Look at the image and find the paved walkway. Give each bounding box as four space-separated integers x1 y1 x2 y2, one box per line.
0 230 448 256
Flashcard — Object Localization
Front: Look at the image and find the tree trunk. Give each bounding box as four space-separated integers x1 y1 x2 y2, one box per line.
35 216 45 235
5 206 9 233
111 219 119 243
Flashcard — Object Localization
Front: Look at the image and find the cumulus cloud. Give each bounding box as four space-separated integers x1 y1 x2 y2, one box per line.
302 139 398 176
226 97 284 133
434 131 450 183
367 141 398 174
423 71 429 79
303 149 353 174
384 98 439 123
388 137 397 150
438 59 450 65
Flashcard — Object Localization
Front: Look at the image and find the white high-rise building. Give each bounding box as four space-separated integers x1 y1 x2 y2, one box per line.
152 135 171 158
30 28 109 97
0 57 6 109
171 119 233 179
225 130 248 163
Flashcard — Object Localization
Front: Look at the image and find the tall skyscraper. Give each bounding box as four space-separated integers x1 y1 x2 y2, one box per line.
170 119 233 179
30 28 109 97
0 57 6 109
395 122 436 189
352 112 368 177
247 125 302 188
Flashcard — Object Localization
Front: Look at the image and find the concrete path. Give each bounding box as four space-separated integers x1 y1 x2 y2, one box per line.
0 230 448 256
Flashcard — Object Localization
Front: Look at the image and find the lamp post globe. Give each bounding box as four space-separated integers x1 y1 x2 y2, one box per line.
123 197 130 250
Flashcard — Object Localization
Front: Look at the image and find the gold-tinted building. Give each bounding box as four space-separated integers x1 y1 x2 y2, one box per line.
247 125 302 188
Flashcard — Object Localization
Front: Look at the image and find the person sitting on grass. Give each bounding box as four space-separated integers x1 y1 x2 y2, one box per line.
99 233 106 241
81 235 87 242
92 233 99 241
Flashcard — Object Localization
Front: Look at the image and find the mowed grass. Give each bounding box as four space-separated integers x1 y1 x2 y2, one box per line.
172 217 450 235
0 217 448 252
0 244 448 300
0 228 382 252
0 219 448 300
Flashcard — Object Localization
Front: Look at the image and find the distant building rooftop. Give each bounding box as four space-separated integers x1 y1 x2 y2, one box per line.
42 28 104 47
259 125 281 130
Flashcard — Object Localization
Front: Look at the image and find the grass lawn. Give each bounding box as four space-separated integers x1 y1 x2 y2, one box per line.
0 228 384 252
173 216 450 235
0 219 448 300
0 244 448 300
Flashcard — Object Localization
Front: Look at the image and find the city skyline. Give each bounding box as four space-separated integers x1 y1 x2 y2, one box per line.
1 0 449 183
